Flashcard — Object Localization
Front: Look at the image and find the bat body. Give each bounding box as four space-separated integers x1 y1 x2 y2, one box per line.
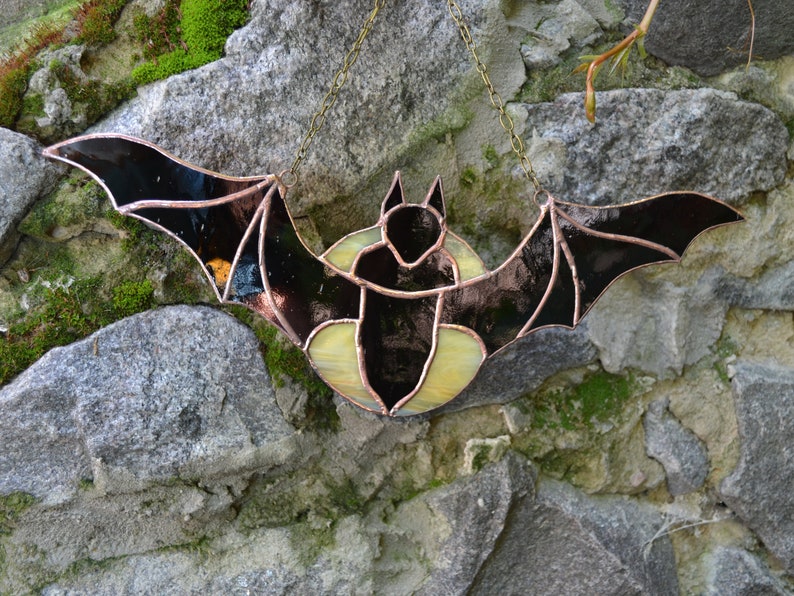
44 134 743 416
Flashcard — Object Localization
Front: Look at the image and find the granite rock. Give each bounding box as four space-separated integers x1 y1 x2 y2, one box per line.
469 478 679 595
0 128 63 265
621 0 794 77
0 305 296 504
517 0 603 69
705 546 790 596
587 270 729 379
720 361 794 573
644 398 709 496
522 88 788 205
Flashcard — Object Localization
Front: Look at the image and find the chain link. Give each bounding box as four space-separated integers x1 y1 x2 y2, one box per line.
446 0 542 191
288 0 387 183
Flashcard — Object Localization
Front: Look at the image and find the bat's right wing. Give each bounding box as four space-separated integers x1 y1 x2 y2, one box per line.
441 192 743 355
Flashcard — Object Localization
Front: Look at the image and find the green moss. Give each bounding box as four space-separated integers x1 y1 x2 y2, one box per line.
131 0 249 85
112 279 154 318
481 144 500 169
529 371 636 432
713 335 739 384
75 0 129 46
18 178 105 240
132 0 181 61
289 521 336 568
21 92 45 118
0 62 32 128
0 277 110 384
237 474 357 530
0 493 37 536
459 166 478 187
407 104 474 146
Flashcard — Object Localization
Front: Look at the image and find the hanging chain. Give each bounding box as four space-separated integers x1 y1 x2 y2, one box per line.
288 0 542 192
446 0 542 191
287 0 387 184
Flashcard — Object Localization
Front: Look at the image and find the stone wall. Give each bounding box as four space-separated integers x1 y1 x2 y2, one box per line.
1 0 793 593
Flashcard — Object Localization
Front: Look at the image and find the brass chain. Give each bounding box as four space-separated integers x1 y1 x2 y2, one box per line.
287 0 387 184
447 0 542 191
288 0 542 192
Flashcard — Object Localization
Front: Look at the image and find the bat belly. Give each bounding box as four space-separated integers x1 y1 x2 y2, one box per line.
359 291 437 410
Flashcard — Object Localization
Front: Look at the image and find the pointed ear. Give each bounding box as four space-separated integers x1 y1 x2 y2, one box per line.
381 171 405 214
423 175 445 217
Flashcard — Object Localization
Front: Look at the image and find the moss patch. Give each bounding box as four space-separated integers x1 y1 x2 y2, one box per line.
0 492 38 583
0 493 37 536
1 175 213 385
131 0 249 85
531 371 636 431
1 0 134 131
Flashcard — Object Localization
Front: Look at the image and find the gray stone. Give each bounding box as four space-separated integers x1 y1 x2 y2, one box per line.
717 260 794 311
643 398 709 496
0 128 63 265
587 269 729 379
522 88 788 204
621 0 794 77
25 45 90 138
705 547 791 596
720 361 794 573
39 454 535 595
517 0 603 69
413 452 536 594
469 478 679 595
0 305 295 504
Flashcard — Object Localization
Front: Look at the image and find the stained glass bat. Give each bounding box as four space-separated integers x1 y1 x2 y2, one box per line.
43 134 743 417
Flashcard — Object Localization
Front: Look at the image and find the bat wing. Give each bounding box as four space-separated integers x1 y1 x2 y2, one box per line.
43 134 360 345
441 192 743 354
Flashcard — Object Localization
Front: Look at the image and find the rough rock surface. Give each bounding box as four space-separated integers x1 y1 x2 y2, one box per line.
705 547 790 596
644 398 709 496
586 270 731 379
96 0 525 198
470 478 678 595
0 128 62 264
0 306 296 504
720 362 794 573
521 89 788 205
622 0 794 77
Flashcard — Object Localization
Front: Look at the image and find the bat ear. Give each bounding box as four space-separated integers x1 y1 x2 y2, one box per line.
422 176 445 218
381 171 405 214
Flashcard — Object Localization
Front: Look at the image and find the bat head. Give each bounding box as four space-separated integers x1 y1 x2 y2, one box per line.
380 172 447 267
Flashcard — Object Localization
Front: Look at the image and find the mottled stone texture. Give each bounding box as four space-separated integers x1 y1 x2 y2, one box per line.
705 547 790 596
0 129 62 264
720 362 794 574
0 306 295 504
522 89 788 205
622 0 794 76
644 398 709 496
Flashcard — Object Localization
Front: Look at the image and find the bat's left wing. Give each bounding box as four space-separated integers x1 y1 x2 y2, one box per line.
441 192 743 354
44 134 361 345
44 134 274 302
